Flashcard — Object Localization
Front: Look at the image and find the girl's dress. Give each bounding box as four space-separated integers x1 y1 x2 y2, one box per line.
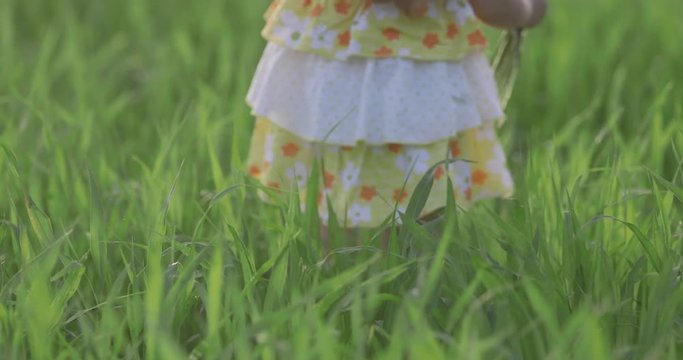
246 0 514 227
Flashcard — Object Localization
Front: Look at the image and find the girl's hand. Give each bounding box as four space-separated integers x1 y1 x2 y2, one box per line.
394 0 429 17
469 0 546 29
373 0 547 27
373 0 429 18
525 0 547 28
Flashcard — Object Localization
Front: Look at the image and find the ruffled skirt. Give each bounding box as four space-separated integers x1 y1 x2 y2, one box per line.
246 43 513 227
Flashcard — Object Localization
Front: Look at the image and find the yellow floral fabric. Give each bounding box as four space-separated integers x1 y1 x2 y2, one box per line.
247 118 513 228
262 0 488 61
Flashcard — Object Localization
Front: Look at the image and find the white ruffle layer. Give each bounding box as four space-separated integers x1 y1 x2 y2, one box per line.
247 43 503 146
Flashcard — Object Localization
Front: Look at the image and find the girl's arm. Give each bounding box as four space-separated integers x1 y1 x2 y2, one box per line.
468 0 547 29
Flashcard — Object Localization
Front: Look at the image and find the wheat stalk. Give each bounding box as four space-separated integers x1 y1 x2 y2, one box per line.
493 28 524 110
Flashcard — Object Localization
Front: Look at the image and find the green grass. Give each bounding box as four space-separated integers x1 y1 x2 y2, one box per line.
1 0 683 358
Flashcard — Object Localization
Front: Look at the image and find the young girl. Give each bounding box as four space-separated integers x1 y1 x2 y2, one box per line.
246 0 546 228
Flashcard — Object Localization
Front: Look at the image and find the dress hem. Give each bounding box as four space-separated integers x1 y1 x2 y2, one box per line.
248 173 514 228
246 108 506 146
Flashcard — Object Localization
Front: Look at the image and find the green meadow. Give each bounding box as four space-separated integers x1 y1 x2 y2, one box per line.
1 0 682 358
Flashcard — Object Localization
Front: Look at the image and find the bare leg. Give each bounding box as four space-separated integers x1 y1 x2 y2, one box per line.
380 227 392 251
320 225 331 254
320 225 397 256
319 225 361 252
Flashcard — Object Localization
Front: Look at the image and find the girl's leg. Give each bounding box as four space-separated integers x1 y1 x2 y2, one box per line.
380 228 392 251
320 225 331 254
319 225 362 252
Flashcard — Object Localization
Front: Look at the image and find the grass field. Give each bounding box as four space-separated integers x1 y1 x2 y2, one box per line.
1 0 683 358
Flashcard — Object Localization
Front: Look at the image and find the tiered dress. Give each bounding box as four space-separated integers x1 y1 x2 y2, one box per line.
246 0 514 227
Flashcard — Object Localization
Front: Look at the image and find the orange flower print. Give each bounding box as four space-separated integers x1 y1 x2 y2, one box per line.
446 23 459 39
334 0 351 15
449 140 461 157
338 30 351 47
324 171 335 189
302 0 312 7
434 166 445 180
249 165 261 177
467 30 487 46
422 33 439 49
393 189 409 203
387 143 402 153
267 0 281 13
382 27 401 41
360 186 377 202
471 169 488 185
374 46 394 57
311 4 324 17
282 142 300 157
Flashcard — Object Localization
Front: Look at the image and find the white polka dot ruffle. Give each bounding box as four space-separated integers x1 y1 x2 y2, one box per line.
246 42 504 146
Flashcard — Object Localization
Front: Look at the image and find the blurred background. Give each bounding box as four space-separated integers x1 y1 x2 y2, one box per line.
1 0 682 358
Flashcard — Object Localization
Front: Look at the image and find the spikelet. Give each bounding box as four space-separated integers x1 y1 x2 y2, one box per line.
493 29 524 110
